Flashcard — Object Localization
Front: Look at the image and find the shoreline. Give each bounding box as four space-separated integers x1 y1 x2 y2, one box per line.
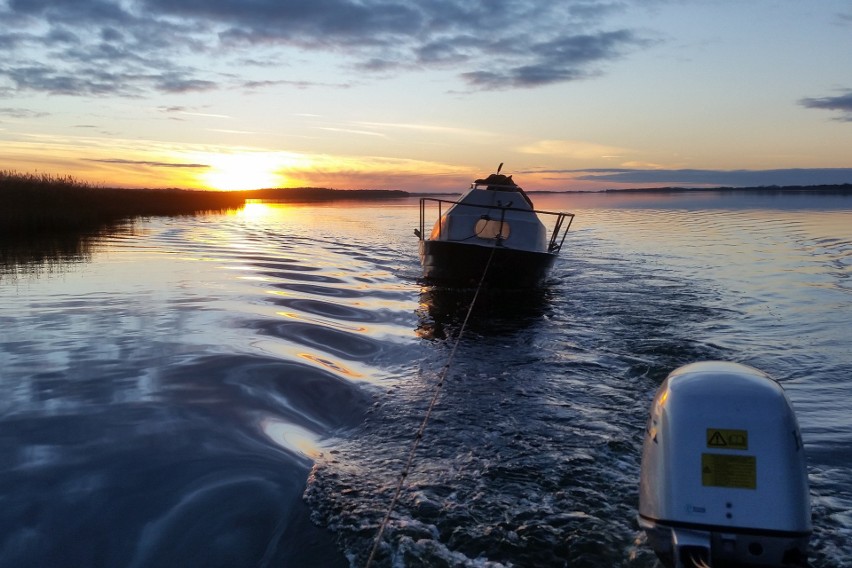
3 170 851 237
412 183 852 196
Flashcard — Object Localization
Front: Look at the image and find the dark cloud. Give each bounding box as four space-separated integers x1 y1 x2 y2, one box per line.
9 0 139 27
0 0 214 96
44 27 81 46
541 168 852 186
799 91 852 121
0 0 649 96
0 62 217 97
460 30 645 89
415 38 474 65
155 75 218 94
242 79 351 90
462 56 591 89
3 65 120 96
194 0 422 46
0 31 35 49
85 158 210 168
3 64 131 96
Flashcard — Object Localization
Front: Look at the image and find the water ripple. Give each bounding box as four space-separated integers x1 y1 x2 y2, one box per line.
1 197 850 567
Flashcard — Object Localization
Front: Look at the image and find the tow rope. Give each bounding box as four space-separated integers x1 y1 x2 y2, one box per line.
364 244 498 567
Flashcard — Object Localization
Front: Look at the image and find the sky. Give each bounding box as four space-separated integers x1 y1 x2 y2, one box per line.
1 0 852 192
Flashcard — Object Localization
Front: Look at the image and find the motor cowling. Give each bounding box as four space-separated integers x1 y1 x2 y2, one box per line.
638 362 811 567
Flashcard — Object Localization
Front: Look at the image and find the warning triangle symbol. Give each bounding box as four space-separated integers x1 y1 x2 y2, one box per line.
708 431 727 447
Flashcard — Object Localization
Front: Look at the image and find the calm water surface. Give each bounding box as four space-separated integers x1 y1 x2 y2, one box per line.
1 191 850 567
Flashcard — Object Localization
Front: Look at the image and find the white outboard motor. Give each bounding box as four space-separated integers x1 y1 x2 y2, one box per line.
638 362 811 567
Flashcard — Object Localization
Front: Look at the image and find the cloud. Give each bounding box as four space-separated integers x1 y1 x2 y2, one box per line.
85 158 210 169
546 168 852 187
0 106 48 118
177 0 422 47
0 63 217 97
159 108 232 119
2 65 124 96
799 90 852 121
518 139 628 159
355 121 490 137
0 0 651 96
155 75 218 94
0 0 217 96
462 30 646 90
242 79 352 90
0 31 35 50
316 126 387 137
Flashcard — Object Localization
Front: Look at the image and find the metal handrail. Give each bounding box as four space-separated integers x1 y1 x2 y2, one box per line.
418 197 575 254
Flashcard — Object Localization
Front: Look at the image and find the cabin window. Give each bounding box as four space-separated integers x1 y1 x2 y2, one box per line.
474 218 510 240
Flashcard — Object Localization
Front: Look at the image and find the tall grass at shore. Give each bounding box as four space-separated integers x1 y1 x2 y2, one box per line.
1 171 246 236
1 171 412 237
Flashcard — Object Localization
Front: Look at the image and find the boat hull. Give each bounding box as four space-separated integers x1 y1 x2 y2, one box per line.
420 240 557 288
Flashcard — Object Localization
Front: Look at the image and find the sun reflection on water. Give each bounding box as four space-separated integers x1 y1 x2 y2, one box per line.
259 418 323 459
237 201 276 221
275 310 369 333
298 352 364 379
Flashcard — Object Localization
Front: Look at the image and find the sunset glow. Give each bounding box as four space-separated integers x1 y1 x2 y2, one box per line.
198 152 289 191
1 1 851 192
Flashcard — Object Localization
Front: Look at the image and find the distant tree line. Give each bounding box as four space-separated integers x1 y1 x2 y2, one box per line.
0 171 409 236
244 187 409 201
600 184 852 194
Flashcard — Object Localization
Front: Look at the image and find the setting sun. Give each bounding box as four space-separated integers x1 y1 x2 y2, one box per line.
199 152 291 190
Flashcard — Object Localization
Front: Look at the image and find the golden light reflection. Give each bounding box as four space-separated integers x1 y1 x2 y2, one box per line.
299 352 364 379
237 201 275 221
230 201 323 229
252 338 387 384
276 310 368 333
260 418 322 459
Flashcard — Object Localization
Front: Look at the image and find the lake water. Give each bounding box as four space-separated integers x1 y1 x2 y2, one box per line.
1 191 850 567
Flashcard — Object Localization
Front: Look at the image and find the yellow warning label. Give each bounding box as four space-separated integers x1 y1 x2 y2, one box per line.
702 453 756 489
706 428 748 450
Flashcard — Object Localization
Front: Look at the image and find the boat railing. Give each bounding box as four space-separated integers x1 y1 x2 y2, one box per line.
418 197 575 254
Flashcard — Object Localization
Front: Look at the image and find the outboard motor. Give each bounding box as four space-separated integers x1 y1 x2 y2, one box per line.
638 362 811 567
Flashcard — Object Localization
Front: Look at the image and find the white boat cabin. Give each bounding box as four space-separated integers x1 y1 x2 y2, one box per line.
429 179 549 253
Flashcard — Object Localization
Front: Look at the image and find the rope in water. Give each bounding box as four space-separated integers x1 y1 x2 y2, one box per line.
364 244 498 568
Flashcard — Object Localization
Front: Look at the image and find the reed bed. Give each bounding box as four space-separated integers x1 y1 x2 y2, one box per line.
1 171 412 237
1 171 246 236
0 171 412 277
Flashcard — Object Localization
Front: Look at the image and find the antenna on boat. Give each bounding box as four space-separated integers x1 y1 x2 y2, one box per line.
497 162 503 174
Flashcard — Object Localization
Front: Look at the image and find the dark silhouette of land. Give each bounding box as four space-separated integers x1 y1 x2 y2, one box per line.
0 171 407 236
246 187 408 202
595 184 852 195
2 170 850 237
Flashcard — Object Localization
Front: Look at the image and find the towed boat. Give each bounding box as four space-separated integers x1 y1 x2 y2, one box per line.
416 165 574 288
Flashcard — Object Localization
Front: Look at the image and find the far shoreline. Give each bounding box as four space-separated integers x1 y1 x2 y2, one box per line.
409 183 852 197
3 169 851 237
